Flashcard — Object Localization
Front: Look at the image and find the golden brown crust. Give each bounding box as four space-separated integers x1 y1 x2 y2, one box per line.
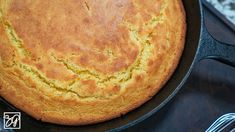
0 0 186 125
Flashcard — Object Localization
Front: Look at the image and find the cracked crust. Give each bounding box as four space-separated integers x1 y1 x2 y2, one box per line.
0 0 186 125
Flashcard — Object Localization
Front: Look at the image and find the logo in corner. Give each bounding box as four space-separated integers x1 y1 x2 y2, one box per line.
3 112 21 129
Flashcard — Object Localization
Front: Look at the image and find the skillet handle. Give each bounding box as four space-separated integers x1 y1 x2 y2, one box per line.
196 23 235 67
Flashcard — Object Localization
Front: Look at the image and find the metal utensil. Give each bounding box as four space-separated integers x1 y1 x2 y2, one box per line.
206 113 235 132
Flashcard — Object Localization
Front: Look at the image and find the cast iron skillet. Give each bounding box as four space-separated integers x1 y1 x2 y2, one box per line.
1 0 235 131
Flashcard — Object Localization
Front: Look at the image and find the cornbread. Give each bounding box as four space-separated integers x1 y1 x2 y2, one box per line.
0 0 186 125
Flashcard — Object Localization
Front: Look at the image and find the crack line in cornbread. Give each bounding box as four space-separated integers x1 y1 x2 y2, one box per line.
3 21 31 57
0 0 169 99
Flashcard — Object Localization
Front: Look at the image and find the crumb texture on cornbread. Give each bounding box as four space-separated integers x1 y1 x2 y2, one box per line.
0 0 186 125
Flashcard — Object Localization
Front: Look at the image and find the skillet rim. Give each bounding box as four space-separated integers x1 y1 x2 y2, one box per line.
109 0 204 131
0 0 203 131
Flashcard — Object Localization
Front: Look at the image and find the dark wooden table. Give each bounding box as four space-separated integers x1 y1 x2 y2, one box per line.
125 6 235 132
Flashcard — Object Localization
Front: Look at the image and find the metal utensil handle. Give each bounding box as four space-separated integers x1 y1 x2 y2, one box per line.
206 113 235 132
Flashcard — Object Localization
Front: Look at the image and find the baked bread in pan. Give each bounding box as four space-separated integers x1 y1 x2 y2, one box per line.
0 0 186 125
